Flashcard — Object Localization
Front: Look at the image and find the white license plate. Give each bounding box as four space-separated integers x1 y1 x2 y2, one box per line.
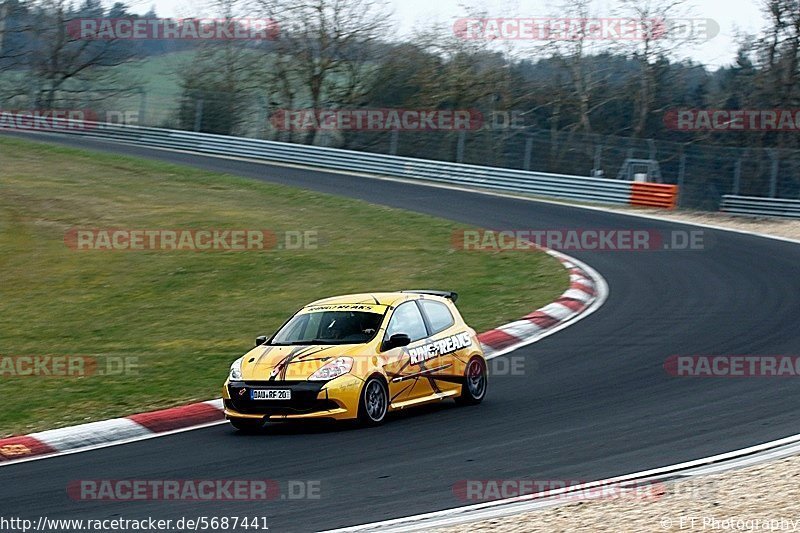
250 389 291 400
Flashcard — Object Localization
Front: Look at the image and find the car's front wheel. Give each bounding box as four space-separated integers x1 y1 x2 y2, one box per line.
358 376 389 426
228 417 264 432
456 357 487 405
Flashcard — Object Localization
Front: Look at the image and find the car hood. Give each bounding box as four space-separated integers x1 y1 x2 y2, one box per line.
239 343 365 381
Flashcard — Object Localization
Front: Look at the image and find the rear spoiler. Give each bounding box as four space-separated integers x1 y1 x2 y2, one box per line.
401 290 459 303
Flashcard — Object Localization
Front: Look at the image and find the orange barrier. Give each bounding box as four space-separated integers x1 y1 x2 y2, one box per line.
630 182 679 209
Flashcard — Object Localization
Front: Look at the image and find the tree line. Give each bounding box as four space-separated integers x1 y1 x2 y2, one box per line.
1 0 800 154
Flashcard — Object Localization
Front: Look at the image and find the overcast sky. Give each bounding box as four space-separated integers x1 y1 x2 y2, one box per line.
113 0 765 69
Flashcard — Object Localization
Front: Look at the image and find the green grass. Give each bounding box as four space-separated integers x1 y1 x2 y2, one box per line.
0 137 568 436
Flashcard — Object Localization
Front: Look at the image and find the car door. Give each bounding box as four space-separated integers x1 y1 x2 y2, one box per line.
417 299 464 394
380 301 433 404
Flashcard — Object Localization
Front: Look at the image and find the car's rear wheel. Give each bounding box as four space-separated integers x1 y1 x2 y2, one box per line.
456 357 487 405
358 376 389 426
229 417 264 432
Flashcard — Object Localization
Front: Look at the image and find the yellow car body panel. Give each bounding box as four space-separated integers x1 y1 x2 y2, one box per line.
223 291 486 425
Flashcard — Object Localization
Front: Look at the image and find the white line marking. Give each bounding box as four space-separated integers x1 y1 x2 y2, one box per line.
204 398 224 410
321 432 800 532
482 251 608 360
31 418 151 451
19 131 800 531
538 303 576 321
560 288 594 303
0 252 605 467
569 274 592 284
0 420 228 468
496 320 543 339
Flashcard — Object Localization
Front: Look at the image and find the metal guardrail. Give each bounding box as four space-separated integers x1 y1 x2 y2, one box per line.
10 121 679 208
721 195 800 218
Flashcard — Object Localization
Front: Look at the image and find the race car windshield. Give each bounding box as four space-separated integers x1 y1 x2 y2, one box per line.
271 311 385 345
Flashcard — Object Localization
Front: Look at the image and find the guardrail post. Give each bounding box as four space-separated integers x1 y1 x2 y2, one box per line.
193 99 204 132
389 129 399 156
256 95 267 138
28 78 37 107
592 143 602 176
677 153 686 207
769 149 779 198
524 137 533 170
456 131 466 163
138 89 148 127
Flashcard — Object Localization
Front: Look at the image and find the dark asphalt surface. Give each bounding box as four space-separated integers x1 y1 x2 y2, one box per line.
1 133 800 532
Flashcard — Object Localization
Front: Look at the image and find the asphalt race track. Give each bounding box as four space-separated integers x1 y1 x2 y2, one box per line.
2 133 800 532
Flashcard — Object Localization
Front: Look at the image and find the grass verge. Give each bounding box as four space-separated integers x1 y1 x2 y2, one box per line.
0 136 568 435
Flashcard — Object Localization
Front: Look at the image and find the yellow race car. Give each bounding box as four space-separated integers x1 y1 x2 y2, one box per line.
223 290 487 429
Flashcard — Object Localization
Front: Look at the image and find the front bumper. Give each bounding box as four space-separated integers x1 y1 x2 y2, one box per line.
223 374 363 421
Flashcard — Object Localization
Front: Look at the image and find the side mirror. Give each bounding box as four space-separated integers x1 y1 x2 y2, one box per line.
383 333 411 351
255 335 269 347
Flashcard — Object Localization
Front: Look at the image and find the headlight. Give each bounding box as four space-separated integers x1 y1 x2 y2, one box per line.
229 357 244 381
309 357 354 381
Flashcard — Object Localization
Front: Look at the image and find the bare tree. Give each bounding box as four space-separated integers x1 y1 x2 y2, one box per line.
0 0 32 73
177 0 265 133
254 0 391 143
26 0 137 109
532 0 615 134
728 0 800 150
758 0 800 106
617 0 698 137
405 24 511 109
